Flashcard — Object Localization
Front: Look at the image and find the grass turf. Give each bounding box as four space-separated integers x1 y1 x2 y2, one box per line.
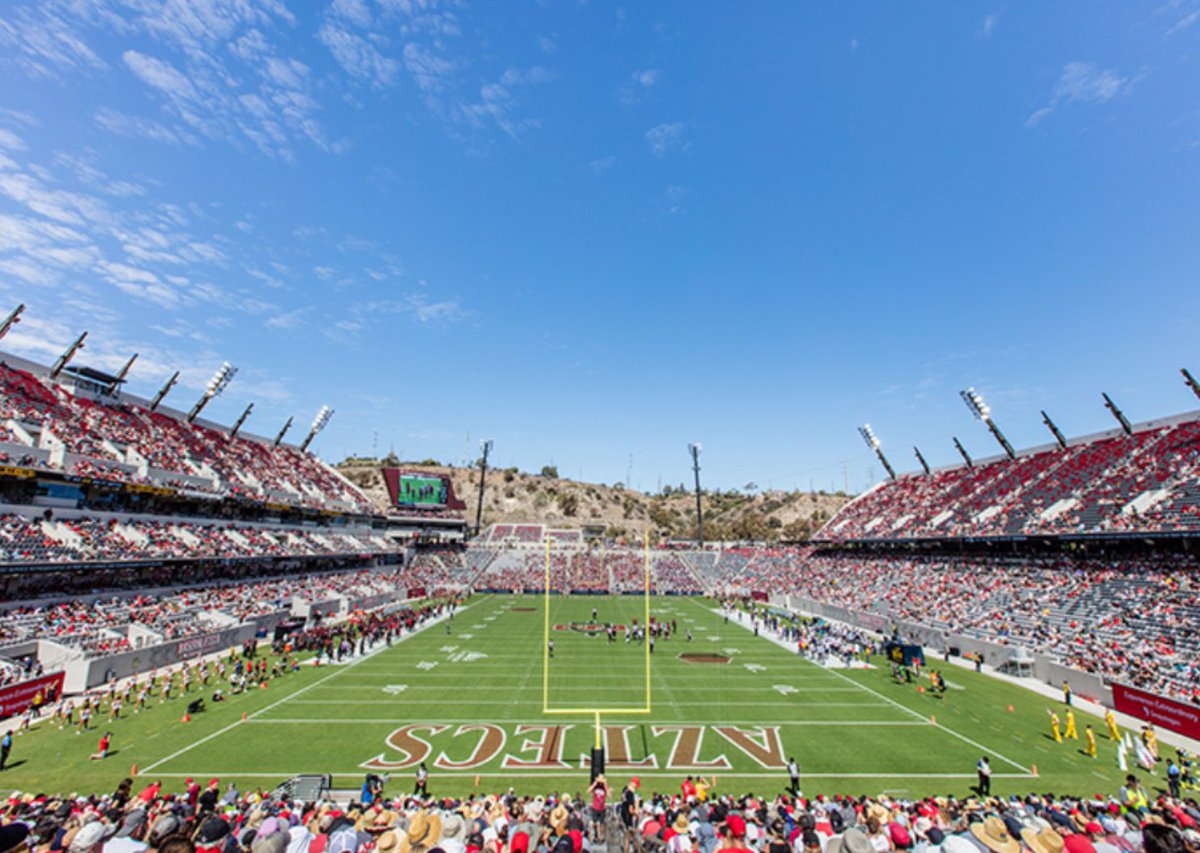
0 594 1152 800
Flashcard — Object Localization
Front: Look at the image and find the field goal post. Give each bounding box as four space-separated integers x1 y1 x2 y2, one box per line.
542 531 653 778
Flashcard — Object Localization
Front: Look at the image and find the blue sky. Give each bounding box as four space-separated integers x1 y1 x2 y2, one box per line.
1 2 1199 494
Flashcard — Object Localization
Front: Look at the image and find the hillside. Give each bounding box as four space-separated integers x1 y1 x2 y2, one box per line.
336 459 852 542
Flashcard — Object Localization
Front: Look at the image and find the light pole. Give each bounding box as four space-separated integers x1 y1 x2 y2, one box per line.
475 439 493 536
858 424 896 480
688 442 703 546
960 387 1015 459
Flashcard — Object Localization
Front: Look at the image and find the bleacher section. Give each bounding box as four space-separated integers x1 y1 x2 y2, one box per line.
820 412 1200 541
0 362 370 514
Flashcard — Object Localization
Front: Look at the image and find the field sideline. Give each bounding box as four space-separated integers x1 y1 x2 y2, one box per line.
0 595 1145 799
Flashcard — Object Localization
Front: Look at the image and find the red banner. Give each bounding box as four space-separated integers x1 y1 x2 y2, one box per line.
0 672 65 720
751 590 768 602
1112 683 1200 741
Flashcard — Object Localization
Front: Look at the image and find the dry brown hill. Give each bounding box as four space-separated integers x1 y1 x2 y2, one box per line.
337 459 851 542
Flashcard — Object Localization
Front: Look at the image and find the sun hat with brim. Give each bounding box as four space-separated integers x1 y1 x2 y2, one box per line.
1022 827 1065 853
442 814 467 843
378 831 401 853
827 828 874 853
252 832 289 853
939 835 981 853
673 815 691 834
403 811 443 852
970 817 1019 853
68 821 110 852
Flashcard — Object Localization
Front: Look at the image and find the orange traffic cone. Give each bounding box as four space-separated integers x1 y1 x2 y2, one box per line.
181 714 191 723
1031 764 1039 777
930 715 937 725
241 712 248 721
1007 704 1014 712
917 686 925 693
474 774 480 787
131 764 138 777
260 682 268 690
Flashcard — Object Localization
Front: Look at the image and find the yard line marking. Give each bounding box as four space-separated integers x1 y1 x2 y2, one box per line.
147 770 1034 779
248 718 931 726
140 597 489 773
696 599 1031 774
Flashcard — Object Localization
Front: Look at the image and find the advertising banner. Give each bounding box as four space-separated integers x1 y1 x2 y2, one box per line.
1112 683 1200 740
0 672 65 719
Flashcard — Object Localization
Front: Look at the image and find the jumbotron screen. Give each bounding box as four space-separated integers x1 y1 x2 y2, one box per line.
395 474 448 507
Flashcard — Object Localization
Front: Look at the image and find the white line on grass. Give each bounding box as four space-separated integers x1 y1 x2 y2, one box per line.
145 770 1034 779
695 599 1032 774
140 597 491 773
248 718 931 726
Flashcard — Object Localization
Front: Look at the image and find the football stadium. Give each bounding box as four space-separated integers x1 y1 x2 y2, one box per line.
1 4 1199 853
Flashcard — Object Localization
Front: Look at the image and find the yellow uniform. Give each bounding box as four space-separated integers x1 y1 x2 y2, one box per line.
1144 726 1159 760
1050 712 1063 743
1065 709 1078 740
1085 727 1097 758
1106 709 1121 741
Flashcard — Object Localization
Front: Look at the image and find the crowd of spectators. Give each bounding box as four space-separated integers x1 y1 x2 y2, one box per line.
0 773 1197 853
466 549 705 594
0 513 397 566
0 363 371 514
0 567 409 656
823 418 1200 541
716 548 1200 705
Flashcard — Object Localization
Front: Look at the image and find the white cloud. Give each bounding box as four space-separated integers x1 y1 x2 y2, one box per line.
588 155 616 174
1026 61 1132 127
123 50 200 103
319 23 400 88
645 122 684 157
1054 61 1127 103
982 14 998 37
264 307 306 330
93 108 196 146
0 129 27 152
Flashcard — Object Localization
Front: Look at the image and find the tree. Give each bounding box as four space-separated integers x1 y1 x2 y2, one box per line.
541 465 559 479
557 492 579 517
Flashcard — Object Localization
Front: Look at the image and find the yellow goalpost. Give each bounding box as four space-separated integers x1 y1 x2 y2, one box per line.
542 531 653 750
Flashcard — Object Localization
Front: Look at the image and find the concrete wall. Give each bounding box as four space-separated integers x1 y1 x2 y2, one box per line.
62 623 259 692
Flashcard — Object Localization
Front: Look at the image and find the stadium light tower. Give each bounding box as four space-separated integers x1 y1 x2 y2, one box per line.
115 353 138 382
1182 368 1200 402
1101 392 1132 436
299 405 333 452
960 387 1015 459
150 371 179 411
230 402 254 438
187 362 237 423
475 439 493 536
1041 410 1068 449
273 416 294 447
913 446 931 476
0 304 25 340
688 442 704 547
858 424 896 480
49 331 87 379
953 436 974 468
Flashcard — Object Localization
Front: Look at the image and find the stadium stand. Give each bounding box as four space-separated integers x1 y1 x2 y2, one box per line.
821 412 1200 541
0 360 370 514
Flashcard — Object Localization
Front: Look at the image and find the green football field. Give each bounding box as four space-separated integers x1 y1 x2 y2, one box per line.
0 594 1146 799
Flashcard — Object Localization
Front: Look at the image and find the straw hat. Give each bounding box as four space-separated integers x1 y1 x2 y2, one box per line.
970 817 1019 853
1021 827 1065 853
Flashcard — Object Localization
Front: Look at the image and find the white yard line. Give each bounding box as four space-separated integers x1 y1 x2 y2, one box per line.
146 770 1032 779
701 600 1032 774
248 718 931 726
141 599 487 773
